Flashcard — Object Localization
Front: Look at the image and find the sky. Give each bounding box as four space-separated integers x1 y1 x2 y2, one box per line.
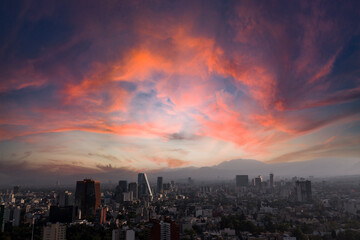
1 0 360 179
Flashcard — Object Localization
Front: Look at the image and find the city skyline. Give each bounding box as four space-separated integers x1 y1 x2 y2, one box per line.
1 0 360 181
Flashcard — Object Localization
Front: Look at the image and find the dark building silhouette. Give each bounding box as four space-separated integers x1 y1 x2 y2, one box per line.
49 206 76 223
128 182 138 200
115 180 128 202
75 179 101 218
157 177 163 194
138 173 152 199
296 180 312 202
144 219 161 240
236 175 249 187
254 175 263 188
270 173 274 188
118 180 128 192
58 190 71 207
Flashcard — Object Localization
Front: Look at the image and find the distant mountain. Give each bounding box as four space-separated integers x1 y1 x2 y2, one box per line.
146 158 360 182
1 158 359 186
214 159 267 170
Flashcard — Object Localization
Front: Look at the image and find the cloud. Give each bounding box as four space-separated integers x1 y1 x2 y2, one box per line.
88 153 120 162
167 132 199 141
150 157 190 168
0 0 360 171
268 135 360 163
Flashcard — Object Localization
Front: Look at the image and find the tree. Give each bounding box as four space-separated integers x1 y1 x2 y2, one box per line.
293 227 307 240
184 229 196 240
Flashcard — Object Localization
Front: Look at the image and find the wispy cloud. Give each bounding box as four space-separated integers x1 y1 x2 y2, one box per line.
0 0 360 173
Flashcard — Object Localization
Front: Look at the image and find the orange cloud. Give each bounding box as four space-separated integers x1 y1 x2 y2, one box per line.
150 157 190 168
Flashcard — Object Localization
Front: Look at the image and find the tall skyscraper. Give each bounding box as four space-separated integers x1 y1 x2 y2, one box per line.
75 179 101 218
115 180 128 202
117 180 128 192
58 190 72 207
128 182 138 200
236 175 249 187
254 175 263 188
138 173 153 199
157 177 163 194
270 173 274 188
296 180 312 202
13 206 22 227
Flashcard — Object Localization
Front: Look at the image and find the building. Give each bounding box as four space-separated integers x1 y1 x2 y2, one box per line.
157 177 163 194
236 175 249 187
115 181 128 202
144 219 161 240
12 206 22 227
42 222 66 240
75 179 101 218
58 190 72 207
296 180 312 202
123 192 133 202
270 173 274 188
160 218 179 240
112 229 121 240
161 221 170 240
138 173 153 199
128 182 138 200
96 207 107 225
49 206 76 223
125 229 135 240
112 229 135 240
254 175 263 188
118 181 128 192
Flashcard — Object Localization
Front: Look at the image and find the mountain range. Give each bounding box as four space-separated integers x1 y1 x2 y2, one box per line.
1 158 359 186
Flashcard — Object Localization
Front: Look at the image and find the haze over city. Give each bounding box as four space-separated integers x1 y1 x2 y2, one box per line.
1 0 360 185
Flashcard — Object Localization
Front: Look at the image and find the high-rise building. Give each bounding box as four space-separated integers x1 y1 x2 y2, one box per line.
254 175 263 188
13 206 22 227
296 180 312 202
163 217 180 240
138 173 153 199
144 219 161 240
161 221 171 240
118 181 128 192
236 175 249 187
42 222 66 240
115 180 128 202
96 207 107 225
128 182 138 200
157 177 163 194
123 192 133 202
58 190 72 207
75 179 101 218
270 173 274 188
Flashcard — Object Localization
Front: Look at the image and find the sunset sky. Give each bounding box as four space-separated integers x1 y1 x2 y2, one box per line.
1 0 360 177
